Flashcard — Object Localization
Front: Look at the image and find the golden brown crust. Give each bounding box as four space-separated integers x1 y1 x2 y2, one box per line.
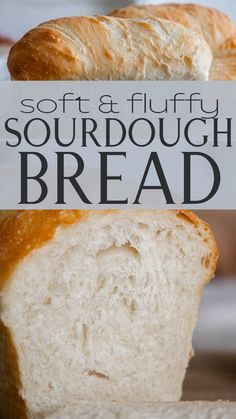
110 3 236 81
8 22 86 81
177 210 219 288
7 15 212 81
0 210 87 291
0 210 218 293
0 321 27 419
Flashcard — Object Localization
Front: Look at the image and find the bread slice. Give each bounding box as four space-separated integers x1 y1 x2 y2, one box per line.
0 210 218 419
7 15 212 81
46 401 236 419
110 3 236 80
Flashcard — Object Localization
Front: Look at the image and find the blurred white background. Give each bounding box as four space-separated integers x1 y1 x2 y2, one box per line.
0 0 235 40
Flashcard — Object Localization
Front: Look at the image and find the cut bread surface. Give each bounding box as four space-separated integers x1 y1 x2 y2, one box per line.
0 210 217 418
47 401 236 419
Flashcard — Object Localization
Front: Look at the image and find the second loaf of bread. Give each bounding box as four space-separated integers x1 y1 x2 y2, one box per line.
8 15 212 81
110 3 236 81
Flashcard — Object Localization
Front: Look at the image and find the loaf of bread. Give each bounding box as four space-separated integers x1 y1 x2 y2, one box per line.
110 3 236 80
47 401 236 419
0 210 217 418
7 15 212 81
110 3 236 51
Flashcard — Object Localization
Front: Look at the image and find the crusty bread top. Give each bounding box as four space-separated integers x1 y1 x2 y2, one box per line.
0 210 218 292
7 15 212 81
110 3 236 80
110 3 236 51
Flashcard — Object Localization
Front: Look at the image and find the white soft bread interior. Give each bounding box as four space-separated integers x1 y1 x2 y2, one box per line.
47 401 236 419
0 210 217 419
7 15 212 81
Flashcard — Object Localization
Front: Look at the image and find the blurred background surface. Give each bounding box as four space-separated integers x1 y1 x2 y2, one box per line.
0 0 235 40
0 0 236 401
183 278 236 401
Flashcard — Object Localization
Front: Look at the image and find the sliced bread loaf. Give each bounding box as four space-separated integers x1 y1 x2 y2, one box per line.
0 210 217 418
